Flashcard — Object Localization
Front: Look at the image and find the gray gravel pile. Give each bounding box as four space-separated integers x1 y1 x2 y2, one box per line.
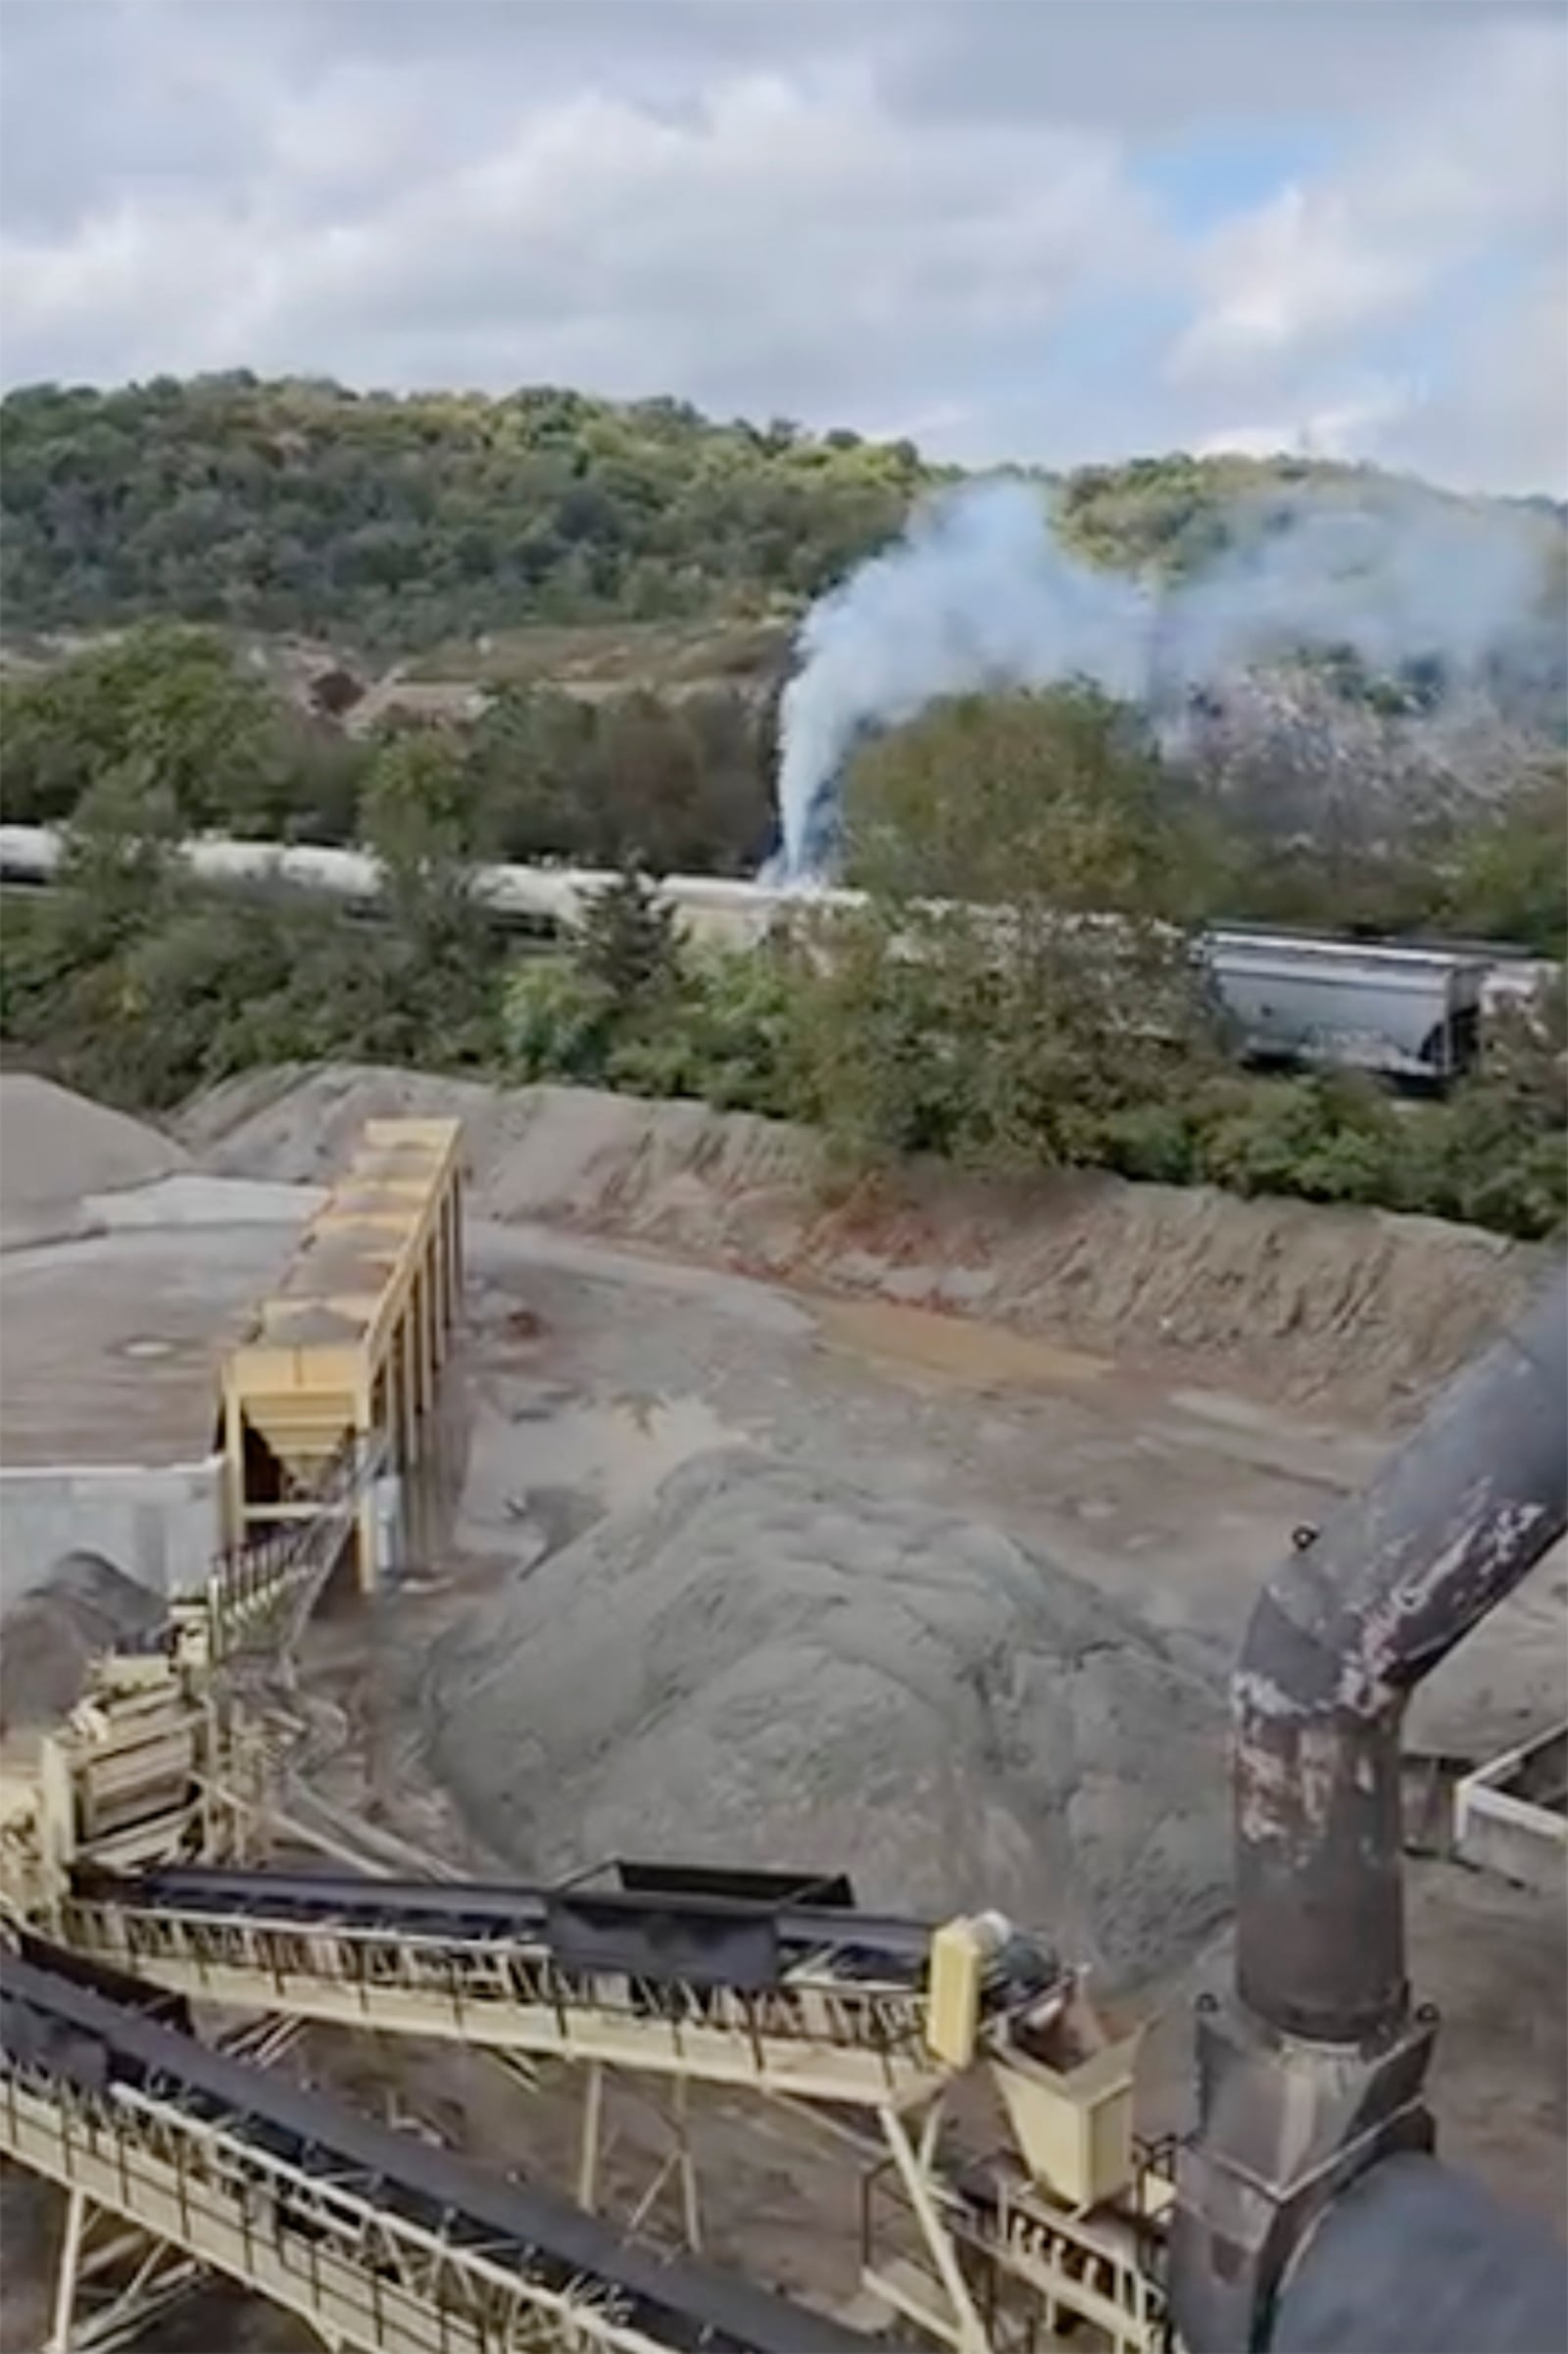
1 1073 187 1247
423 1451 1230 1992
0 1552 165 1734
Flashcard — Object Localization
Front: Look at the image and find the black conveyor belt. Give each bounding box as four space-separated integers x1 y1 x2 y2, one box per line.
77 1862 947 1985
1 1944 899 2354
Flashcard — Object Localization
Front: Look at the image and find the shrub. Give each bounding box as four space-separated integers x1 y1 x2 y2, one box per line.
1095 1101 1199 1185
574 866 681 1005
503 960 615 1082
1194 1073 1404 1205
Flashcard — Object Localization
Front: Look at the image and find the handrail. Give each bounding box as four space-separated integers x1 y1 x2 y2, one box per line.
1 1945 885 2354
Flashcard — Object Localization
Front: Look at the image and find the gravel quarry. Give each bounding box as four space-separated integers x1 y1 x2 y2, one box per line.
0 1070 188 1248
2 1064 1563 2259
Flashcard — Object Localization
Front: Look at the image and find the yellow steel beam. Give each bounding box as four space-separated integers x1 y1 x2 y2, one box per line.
220 1118 464 1582
56 1901 945 2109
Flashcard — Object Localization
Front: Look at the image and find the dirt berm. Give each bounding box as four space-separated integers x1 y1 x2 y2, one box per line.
182 1066 1545 1423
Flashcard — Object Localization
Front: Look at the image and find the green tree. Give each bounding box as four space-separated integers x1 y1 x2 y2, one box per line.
361 726 488 878
0 624 285 830
843 684 1214 918
1440 764 1568 953
358 728 507 1065
0 376 924 647
804 686 1223 1168
573 863 680 1006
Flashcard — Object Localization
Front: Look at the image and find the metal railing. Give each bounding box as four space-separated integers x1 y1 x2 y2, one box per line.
204 1431 386 1659
56 1894 945 2106
2 2071 679 2354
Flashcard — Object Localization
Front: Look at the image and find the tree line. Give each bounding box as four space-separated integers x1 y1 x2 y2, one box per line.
0 376 927 649
6 374 1561 665
0 624 778 877
3 622 1564 953
2 650 1562 1244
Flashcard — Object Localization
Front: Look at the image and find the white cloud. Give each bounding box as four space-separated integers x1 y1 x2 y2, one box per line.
0 1 1563 495
1396 270 1568 497
0 65 1159 423
1171 22 1568 385
1194 381 1415 466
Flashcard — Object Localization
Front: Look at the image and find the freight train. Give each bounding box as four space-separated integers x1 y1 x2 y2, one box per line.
1 824 1556 1087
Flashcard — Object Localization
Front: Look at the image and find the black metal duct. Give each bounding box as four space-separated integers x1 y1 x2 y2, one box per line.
1171 1268 1568 2353
1271 2153 1568 2354
1234 1271 1567 2043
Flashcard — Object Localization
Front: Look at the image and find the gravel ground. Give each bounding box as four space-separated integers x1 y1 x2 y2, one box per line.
2 1075 1561 2338
425 1448 1231 1989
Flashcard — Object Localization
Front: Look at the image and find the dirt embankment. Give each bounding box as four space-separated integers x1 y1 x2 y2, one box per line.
180 1064 1549 1425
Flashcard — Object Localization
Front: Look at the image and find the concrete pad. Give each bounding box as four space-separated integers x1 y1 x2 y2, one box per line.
82 1174 328 1231
0 1205 317 1602
0 1222 310 1469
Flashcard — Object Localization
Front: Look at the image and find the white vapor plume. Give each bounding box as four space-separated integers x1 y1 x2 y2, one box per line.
774 474 1562 876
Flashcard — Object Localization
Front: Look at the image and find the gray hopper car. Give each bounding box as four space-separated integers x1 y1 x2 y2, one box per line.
1203 931 1488 1085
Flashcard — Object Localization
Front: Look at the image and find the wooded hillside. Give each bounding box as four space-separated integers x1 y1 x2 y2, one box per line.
8 373 1553 656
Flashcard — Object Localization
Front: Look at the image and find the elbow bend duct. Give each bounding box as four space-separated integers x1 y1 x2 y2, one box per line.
1270 2153 1568 2354
1234 1268 1567 2045
1172 1269 1568 2354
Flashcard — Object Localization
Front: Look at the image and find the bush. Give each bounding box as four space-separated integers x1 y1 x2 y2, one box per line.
574 866 682 1005
503 960 615 1082
1095 1101 1199 1185
502 932 799 1116
1194 1073 1403 1205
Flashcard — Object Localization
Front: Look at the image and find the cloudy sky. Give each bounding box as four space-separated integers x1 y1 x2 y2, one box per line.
3 0 1565 493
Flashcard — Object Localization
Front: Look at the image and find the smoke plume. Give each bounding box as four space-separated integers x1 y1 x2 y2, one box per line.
774 473 1562 877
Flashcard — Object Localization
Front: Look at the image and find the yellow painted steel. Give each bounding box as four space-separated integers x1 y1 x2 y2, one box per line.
220 1119 463 1589
1 2077 674 2354
53 1896 951 2109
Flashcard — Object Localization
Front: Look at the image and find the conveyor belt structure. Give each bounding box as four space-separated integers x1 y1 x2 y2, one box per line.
0 1940 898 2354
58 1861 1062 2109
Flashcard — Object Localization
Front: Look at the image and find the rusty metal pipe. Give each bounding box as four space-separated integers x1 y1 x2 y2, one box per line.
1234 1270 1567 2044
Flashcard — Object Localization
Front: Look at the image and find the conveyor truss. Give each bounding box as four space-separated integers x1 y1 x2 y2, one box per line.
1 1114 1171 2354
9 1823 1172 2354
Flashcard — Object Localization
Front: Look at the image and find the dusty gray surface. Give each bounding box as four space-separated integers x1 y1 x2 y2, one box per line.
443 1223 1567 1762
0 1222 308 1466
0 1073 318 1471
426 1449 1231 1989
0 1071 187 1247
294 1212 1565 2231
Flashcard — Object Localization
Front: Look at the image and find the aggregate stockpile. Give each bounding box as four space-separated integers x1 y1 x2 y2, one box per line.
0 1072 187 1249
0 1554 164 1734
422 1450 1230 1991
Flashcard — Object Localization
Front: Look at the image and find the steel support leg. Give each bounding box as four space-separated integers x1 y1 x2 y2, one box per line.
880 2105 988 2354
675 2073 703 2253
577 2061 605 2212
48 2187 89 2354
